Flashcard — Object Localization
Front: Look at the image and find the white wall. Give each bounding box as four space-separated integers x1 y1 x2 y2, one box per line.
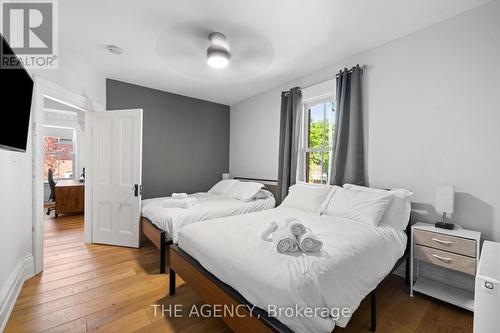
0 147 34 314
0 51 105 317
230 91 281 180
32 50 106 105
230 1 500 241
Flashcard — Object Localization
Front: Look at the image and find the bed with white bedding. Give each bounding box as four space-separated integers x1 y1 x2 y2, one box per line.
142 192 275 243
177 207 407 333
169 183 413 333
140 179 276 273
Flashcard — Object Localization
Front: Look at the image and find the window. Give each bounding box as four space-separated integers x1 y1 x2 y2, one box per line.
304 100 336 184
44 135 75 181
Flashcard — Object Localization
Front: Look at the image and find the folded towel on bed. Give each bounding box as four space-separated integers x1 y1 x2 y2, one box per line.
261 219 321 254
163 197 197 208
298 228 323 253
261 221 278 240
171 192 188 199
285 217 307 237
273 226 299 254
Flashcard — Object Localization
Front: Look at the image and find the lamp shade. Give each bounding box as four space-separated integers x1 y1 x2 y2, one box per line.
435 186 455 214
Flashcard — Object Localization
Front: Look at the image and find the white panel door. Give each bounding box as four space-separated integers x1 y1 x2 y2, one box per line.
91 109 143 247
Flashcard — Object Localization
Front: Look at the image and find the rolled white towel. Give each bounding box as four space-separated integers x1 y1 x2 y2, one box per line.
261 221 278 240
171 192 188 199
273 226 299 254
285 217 306 237
163 197 197 208
298 228 323 253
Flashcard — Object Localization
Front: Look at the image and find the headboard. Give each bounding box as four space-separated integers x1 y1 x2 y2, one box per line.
233 177 278 199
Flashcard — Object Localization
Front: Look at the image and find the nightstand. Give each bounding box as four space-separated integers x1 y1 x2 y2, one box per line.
410 222 481 311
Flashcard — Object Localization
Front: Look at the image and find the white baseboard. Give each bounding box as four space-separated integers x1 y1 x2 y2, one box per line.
0 255 35 332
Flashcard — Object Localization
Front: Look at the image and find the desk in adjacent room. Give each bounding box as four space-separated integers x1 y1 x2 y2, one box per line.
55 180 84 217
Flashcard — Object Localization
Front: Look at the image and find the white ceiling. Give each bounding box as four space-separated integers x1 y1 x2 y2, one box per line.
60 0 491 105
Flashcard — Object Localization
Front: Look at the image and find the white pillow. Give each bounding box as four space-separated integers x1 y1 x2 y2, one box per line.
254 189 273 200
208 179 239 195
324 187 393 226
343 184 413 230
227 181 264 201
280 183 337 214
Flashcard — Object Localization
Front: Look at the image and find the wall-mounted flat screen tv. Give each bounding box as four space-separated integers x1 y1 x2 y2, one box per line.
0 34 34 152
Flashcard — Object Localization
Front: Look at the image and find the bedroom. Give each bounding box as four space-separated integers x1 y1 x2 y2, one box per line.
1 0 500 332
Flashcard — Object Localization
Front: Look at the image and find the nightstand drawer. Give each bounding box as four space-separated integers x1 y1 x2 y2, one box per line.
414 245 476 275
413 229 476 257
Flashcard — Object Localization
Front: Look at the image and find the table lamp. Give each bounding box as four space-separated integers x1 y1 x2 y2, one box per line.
435 185 455 230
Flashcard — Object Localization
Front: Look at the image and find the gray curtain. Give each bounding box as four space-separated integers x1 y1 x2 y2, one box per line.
329 65 366 186
277 87 302 204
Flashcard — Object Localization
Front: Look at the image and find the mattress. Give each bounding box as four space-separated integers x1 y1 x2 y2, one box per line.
178 207 407 333
141 192 275 243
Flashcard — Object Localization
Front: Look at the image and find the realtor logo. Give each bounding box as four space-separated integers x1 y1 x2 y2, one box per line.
1 0 58 69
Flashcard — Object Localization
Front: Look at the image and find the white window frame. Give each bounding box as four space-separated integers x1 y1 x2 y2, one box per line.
44 134 76 181
302 98 335 184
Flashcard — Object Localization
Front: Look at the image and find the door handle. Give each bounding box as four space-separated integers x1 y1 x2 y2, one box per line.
134 184 142 197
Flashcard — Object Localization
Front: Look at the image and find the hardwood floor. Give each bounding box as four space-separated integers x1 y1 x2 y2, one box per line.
6 214 473 333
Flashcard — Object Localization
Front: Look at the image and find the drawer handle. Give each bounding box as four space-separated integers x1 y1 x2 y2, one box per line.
432 238 452 245
432 254 453 262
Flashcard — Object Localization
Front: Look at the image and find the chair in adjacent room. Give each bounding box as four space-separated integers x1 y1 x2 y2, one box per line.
46 169 57 216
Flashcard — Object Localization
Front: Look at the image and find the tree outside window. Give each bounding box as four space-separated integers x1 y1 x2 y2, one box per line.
305 100 335 184
44 136 75 181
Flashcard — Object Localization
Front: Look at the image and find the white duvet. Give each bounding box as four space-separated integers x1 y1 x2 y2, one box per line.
141 192 275 243
178 207 407 333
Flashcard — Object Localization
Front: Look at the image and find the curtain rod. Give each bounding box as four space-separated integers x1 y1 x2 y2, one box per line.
282 64 367 95
335 64 367 77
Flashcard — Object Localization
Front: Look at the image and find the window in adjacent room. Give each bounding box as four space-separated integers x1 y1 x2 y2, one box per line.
44 133 75 181
304 99 335 184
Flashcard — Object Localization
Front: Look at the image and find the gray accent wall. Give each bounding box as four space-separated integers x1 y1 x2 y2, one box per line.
106 79 229 199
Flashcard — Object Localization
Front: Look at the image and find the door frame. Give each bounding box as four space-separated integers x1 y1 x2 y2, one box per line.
32 76 104 275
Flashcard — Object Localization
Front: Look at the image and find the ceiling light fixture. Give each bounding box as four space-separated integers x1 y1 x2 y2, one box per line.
207 32 230 69
107 45 123 55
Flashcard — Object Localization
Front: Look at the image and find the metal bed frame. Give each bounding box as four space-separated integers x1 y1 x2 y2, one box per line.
141 216 172 274
140 179 278 274
169 223 411 332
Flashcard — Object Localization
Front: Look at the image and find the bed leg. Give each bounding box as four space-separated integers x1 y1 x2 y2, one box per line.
160 232 166 274
169 269 176 296
370 289 376 332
